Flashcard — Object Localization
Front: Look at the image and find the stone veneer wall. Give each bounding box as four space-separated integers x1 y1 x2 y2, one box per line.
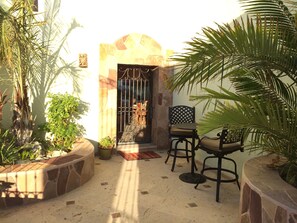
240 155 297 223
0 139 94 208
99 33 173 149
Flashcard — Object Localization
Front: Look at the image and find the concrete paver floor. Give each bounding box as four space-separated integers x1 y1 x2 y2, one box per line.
0 151 241 223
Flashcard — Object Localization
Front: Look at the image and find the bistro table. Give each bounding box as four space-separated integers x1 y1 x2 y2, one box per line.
174 123 206 184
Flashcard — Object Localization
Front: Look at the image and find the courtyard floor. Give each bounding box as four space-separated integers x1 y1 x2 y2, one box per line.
0 150 241 223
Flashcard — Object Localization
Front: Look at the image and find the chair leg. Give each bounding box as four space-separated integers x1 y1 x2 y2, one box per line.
165 139 174 164
216 156 222 202
196 155 239 202
166 137 198 172
164 151 170 164
185 140 198 170
224 156 241 190
235 166 241 190
195 156 210 189
171 140 179 172
185 141 190 162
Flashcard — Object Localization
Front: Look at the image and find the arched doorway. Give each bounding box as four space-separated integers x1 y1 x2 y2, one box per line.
99 33 173 150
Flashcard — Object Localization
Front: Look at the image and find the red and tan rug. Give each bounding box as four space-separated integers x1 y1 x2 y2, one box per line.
118 151 161 161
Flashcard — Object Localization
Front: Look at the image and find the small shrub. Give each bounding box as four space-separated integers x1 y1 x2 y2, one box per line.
17 142 43 161
0 129 20 165
43 93 88 152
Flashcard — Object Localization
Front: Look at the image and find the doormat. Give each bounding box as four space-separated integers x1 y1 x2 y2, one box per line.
118 151 161 161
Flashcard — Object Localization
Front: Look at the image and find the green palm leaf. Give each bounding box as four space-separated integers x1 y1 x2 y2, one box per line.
169 0 297 187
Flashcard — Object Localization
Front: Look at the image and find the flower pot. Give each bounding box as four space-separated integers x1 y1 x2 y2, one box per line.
98 147 113 160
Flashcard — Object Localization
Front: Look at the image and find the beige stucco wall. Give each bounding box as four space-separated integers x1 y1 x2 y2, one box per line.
49 0 243 143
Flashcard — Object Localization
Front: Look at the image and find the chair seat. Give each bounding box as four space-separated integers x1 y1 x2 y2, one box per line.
200 137 242 153
170 127 194 137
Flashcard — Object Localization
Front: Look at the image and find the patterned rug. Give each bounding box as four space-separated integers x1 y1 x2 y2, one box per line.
118 151 161 161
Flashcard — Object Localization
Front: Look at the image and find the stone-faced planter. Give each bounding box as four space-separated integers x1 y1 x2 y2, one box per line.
240 155 297 223
0 139 94 208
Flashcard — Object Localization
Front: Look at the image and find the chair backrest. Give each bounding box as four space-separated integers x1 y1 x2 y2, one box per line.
169 105 195 125
219 128 245 148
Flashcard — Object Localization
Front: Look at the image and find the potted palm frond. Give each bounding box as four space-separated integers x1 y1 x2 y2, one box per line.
98 136 115 160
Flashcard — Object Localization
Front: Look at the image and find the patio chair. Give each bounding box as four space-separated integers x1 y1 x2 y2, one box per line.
195 128 245 202
165 105 198 171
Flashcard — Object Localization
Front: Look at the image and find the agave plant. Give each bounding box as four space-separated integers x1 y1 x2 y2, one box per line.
168 0 297 187
0 0 42 146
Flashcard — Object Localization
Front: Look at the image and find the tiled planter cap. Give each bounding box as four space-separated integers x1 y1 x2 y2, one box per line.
0 139 94 208
240 155 297 223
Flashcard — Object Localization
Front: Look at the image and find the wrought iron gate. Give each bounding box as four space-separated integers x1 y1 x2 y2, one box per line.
117 64 155 144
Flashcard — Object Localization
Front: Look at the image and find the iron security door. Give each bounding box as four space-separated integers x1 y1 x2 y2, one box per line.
117 64 155 144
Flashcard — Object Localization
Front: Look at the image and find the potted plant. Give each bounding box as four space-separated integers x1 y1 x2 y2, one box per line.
98 136 115 160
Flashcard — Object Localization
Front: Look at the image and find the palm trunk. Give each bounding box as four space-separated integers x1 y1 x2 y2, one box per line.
12 84 33 146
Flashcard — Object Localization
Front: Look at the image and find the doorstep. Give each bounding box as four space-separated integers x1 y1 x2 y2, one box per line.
116 143 157 153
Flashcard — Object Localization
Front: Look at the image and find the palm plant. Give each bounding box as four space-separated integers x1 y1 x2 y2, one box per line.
0 0 42 146
0 89 9 127
0 0 79 146
169 0 297 187
29 0 81 127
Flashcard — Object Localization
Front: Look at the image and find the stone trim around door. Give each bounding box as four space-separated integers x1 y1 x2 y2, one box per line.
99 33 174 150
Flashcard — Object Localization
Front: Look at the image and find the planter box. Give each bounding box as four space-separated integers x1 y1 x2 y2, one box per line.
0 139 94 208
240 155 297 223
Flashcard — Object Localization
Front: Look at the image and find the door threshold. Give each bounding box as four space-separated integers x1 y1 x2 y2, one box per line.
116 143 157 153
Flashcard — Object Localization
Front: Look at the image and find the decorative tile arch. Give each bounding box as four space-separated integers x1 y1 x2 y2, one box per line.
99 33 173 149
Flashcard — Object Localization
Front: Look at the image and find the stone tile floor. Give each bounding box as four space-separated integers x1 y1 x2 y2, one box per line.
0 151 241 223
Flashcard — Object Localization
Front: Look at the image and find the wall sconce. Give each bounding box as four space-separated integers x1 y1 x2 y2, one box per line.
79 53 88 68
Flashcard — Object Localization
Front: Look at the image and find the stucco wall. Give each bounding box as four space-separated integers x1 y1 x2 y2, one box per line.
39 0 243 144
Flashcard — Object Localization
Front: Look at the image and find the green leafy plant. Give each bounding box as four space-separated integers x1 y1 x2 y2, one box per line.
17 142 41 161
0 129 43 165
1 0 80 149
0 129 20 165
169 0 297 187
0 0 83 164
43 93 87 152
0 0 43 146
99 136 115 149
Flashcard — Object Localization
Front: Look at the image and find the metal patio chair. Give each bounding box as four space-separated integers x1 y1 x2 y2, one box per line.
165 105 198 171
195 128 245 202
